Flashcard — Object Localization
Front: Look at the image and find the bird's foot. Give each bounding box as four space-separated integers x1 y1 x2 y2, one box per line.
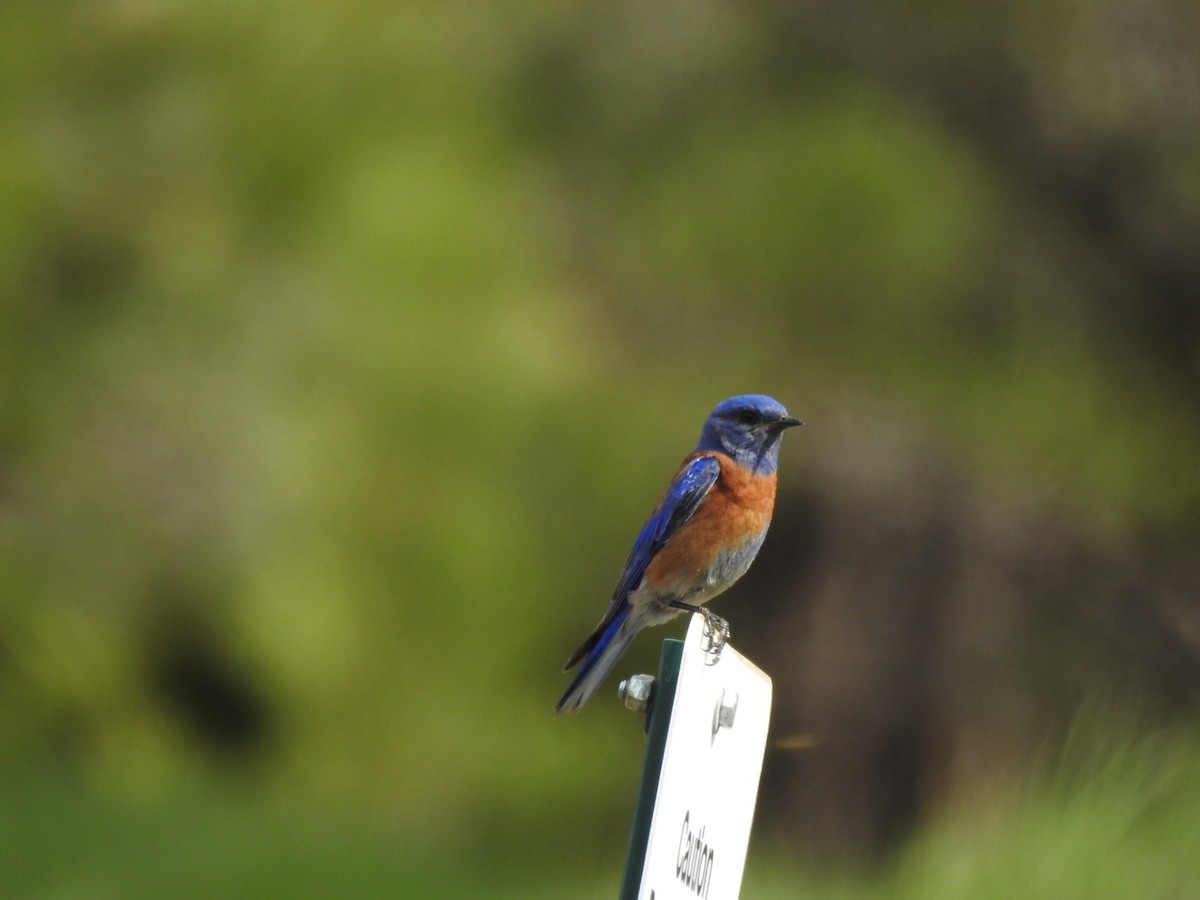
668 599 730 664
698 608 730 665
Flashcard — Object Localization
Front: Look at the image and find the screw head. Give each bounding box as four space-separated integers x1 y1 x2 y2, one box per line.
713 689 738 734
618 673 656 714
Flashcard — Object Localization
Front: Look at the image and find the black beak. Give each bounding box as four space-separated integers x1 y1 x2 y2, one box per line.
777 415 803 429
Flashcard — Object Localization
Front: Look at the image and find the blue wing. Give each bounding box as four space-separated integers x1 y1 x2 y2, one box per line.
557 454 722 708
611 453 722 610
561 453 721 676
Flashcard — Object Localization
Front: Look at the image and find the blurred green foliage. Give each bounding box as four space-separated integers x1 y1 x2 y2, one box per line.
3 714 1198 897
2 0 1199 895
748 714 1200 899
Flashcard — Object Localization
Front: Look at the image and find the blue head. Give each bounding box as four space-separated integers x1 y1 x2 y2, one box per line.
695 394 802 475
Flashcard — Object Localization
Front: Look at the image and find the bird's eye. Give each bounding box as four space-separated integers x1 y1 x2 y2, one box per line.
736 409 759 426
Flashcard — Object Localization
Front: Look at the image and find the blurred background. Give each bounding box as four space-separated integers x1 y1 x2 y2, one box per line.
2 0 1199 896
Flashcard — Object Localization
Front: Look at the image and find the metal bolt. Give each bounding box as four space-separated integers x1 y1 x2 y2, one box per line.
618 673 656 714
713 689 738 734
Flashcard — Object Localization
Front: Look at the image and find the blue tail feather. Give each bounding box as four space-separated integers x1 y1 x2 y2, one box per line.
556 604 636 714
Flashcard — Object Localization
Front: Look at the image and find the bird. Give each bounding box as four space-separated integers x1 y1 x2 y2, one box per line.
557 394 802 713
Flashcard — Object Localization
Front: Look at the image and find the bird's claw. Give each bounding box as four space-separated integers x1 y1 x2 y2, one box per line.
699 608 730 665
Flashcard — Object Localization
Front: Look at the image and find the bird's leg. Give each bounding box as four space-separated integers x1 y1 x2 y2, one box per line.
669 600 730 663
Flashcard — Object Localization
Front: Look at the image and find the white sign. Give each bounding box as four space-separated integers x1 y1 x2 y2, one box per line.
632 614 773 900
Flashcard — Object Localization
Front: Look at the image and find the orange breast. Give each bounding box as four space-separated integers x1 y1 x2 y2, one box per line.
642 452 776 597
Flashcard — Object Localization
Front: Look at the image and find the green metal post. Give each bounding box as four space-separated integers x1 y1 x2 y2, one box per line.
618 638 684 900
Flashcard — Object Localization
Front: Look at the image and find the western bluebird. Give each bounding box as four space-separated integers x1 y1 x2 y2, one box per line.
557 394 802 713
